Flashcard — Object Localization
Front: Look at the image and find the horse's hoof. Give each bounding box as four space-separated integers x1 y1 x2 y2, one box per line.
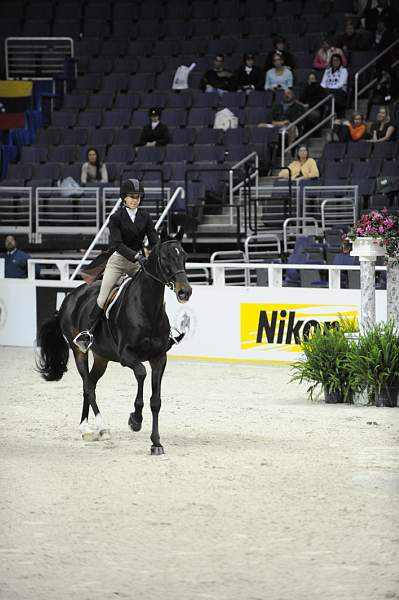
82 431 99 442
99 429 111 440
128 414 142 432
151 445 165 456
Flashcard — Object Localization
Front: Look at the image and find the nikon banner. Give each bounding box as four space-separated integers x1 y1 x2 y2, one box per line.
166 286 387 364
0 278 387 358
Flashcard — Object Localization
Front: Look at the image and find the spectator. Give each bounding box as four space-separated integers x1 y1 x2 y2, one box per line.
367 68 393 116
363 0 399 33
300 71 327 128
320 54 348 118
372 18 394 56
336 20 367 54
366 106 396 143
278 144 320 180
269 88 306 146
81 147 108 185
312 38 347 71
199 54 235 93
234 53 263 92
138 107 171 146
329 113 367 142
2 235 30 278
264 37 296 71
264 55 293 91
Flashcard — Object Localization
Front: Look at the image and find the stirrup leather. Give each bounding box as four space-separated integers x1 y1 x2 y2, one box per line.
73 330 93 353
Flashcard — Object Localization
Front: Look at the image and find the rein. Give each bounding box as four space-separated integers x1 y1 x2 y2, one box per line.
140 241 185 292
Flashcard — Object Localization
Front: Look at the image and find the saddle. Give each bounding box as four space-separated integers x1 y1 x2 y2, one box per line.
103 275 132 319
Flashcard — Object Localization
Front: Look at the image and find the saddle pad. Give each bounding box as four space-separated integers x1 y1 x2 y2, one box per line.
105 276 132 320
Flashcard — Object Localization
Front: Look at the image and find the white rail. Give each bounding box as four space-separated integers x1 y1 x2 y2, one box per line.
22 259 387 292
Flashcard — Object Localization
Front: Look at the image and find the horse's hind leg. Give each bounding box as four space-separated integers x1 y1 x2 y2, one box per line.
73 349 108 441
149 355 167 456
128 362 147 433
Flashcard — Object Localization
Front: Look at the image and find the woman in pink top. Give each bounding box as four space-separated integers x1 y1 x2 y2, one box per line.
313 38 347 71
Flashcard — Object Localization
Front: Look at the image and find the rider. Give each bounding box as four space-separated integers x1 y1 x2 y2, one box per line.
74 178 183 353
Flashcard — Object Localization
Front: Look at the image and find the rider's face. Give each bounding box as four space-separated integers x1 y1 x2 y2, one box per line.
124 194 141 209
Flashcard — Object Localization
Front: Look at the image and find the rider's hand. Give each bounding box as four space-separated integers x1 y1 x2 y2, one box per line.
134 251 146 266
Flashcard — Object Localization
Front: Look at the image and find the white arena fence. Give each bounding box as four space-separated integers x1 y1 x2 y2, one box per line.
0 259 388 362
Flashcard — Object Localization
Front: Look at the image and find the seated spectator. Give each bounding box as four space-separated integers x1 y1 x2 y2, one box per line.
234 53 263 92
138 107 171 146
336 20 367 54
199 54 235 93
268 88 306 146
320 54 348 118
81 147 108 185
329 113 367 142
312 37 347 71
373 18 394 50
2 235 31 278
278 144 319 180
363 0 399 33
264 37 296 71
367 68 393 117
366 106 396 143
264 55 293 91
300 71 327 128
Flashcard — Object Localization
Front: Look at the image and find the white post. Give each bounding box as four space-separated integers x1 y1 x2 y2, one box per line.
350 237 386 331
359 258 376 331
386 259 399 327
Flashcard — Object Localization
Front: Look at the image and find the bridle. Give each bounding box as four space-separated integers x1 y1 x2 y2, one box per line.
140 241 186 292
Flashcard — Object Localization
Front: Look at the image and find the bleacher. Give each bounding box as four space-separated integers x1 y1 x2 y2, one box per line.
1 0 398 263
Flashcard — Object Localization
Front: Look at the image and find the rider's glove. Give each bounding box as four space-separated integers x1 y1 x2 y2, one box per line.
134 251 146 266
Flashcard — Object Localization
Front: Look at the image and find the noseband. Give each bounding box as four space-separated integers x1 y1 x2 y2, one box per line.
140 241 186 291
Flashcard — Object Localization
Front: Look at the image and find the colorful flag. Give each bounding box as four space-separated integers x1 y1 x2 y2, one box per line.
0 80 33 130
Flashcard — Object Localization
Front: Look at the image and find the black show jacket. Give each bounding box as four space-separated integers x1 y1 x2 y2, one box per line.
108 207 159 262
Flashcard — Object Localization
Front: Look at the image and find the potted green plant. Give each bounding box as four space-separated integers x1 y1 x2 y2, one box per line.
346 322 399 407
290 324 355 403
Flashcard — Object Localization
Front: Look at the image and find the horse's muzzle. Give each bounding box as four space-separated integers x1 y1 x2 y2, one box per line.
175 279 192 304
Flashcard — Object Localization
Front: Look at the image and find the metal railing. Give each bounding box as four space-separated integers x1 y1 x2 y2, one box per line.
283 217 319 253
281 95 335 167
228 152 259 224
5 37 74 79
0 187 33 240
354 39 399 111
210 250 246 285
237 182 300 237
35 187 100 235
302 185 358 229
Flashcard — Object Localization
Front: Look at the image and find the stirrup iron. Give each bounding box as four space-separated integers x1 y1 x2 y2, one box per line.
73 330 93 353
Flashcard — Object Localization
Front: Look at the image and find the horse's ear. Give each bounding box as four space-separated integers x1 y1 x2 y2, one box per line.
160 227 168 243
174 227 184 242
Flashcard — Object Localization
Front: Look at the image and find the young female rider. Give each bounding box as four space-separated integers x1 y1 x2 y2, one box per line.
74 178 160 352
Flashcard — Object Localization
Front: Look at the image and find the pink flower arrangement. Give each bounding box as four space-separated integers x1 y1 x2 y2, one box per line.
347 208 399 260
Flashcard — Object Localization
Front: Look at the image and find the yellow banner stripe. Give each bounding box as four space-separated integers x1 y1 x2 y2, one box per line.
0 80 33 97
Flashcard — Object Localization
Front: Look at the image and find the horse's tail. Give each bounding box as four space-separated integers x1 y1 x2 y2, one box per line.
36 312 69 381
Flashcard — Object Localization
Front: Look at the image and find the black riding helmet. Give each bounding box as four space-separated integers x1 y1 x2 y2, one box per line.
120 178 145 201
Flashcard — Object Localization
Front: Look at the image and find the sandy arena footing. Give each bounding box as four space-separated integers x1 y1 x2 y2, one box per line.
0 347 398 600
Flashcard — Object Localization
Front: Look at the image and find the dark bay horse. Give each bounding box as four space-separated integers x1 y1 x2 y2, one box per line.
37 229 192 454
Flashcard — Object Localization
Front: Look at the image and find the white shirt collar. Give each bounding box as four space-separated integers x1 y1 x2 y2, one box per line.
126 207 138 222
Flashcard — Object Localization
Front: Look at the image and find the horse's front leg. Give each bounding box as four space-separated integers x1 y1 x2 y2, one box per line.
149 355 167 455
128 362 147 432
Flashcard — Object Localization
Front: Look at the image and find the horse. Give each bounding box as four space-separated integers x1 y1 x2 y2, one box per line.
37 229 192 455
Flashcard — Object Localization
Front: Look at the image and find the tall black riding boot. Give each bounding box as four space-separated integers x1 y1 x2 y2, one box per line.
73 303 104 353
